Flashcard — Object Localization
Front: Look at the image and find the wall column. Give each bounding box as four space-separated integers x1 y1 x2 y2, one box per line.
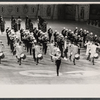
75 4 90 21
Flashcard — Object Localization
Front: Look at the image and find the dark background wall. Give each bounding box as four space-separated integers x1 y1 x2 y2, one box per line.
0 4 94 21
0 4 58 19
57 4 76 20
90 4 100 20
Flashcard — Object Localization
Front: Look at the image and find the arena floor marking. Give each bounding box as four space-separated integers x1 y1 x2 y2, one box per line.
19 70 100 78
62 70 100 78
19 70 62 77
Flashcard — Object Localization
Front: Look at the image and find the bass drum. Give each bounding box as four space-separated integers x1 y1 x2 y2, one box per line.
37 54 43 60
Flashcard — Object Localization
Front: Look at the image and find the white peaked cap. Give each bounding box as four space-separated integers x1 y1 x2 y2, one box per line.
84 30 86 31
7 26 9 29
95 35 97 37
49 26 51 28
15 35 19 38
11 29 14 33
61 35 63 37
90 32 93 35
71 31 74 33
34 40 37 43
12 32 15 35
69 29 71 31
87 31 89 33
76 27 78 29
38 30 41 32
80 28 82 30
57 32 59 34
25 30 29 33
63 27 65 29
59 33 62 36
42 32 45 35
56 48 60 52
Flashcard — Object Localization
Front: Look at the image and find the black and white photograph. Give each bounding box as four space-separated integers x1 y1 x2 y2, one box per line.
0 2 100 85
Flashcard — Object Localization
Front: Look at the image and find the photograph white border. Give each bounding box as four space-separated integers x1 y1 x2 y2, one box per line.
0 2 100 98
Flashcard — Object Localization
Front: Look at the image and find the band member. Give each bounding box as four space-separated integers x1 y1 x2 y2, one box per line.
42 35 48 55
48 40 54 62
17 16 22 30
83 30 87 45
74 27 78 33
14 41 23 65
85 40 92 60
64 40 68 60
0 17 5 34
29 22 33 33
37 16 47 32
0 40 4 64
53 30 57 43
34 42 43 65
0 40 4 52
37 16 45 27
67 41 72 61
25 16 29 29
48 26 53 42
14 19 18 33
61 27 66 37
11 16 14 29
71 42 79 65
90 41 100 65
9 32 15 53
27 33 34 55
32 40 36 61
51 43 61 76
6 27 10 46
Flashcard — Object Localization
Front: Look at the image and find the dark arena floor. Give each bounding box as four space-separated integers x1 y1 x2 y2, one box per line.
0 19 100 84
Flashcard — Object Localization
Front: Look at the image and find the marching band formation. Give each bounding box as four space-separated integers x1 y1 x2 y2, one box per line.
0 16 100 76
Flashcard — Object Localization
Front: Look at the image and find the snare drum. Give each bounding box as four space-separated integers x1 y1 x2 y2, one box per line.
75 54 80 60
0 52 5 59
94 53 99 59
20 53 26 59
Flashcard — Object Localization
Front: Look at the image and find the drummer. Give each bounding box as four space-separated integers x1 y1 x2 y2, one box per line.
14 41 23 65
0 40 4 53
0 40 4 64
71 42 79 65
34 42 43 65
51 43 61 76
90 41 100 65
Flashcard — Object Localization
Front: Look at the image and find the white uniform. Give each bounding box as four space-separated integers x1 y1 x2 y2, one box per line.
48 43 54 55
90 44 97 58
15 45 23 58
52 47 61 60
0 43 4 52
71 44 79 59
34 45 42 58
67 43 72 57
85 41 92 56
